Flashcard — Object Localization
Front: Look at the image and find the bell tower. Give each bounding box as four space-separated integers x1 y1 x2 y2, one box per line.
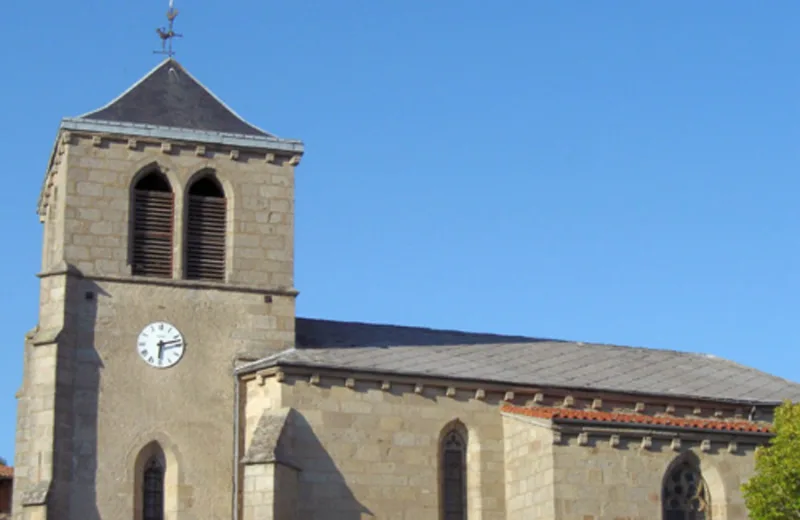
12 58 303 519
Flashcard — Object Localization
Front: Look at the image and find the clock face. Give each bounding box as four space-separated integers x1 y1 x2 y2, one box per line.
137 321 185 368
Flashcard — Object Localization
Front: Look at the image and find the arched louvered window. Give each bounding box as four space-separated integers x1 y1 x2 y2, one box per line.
143 456 165 520
663 456 711 520
441 428 467 520
132 172 174 277
185 176 226 280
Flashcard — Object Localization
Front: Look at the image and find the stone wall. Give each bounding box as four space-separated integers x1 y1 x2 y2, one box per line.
242 371 766 520
14 128 300 519
502 414 555 519
30 275 293 519
550 434 757 519
56 133 296 289
243 373 508 520
40 144 69 273
11 271 70 519
241 462 299 520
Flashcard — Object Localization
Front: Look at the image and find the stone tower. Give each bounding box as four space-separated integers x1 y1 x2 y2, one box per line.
13 59 303 519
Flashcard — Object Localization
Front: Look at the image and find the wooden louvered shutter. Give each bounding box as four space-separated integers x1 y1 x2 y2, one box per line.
132 190 174 277
186 194 226 280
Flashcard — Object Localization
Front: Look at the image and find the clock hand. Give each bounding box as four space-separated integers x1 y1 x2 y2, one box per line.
157 340 165 361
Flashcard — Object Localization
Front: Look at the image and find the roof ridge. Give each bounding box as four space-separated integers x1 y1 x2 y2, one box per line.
297 316 554 341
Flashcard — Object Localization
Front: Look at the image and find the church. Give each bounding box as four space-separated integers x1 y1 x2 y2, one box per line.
11 56 800 520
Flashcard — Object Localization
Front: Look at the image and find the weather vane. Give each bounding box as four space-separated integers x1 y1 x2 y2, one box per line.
154 0 182 57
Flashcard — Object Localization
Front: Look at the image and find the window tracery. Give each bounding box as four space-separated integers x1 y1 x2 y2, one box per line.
663 458 710 520
441 428 466 520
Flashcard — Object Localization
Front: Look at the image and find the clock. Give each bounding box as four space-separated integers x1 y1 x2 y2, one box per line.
137 321 185 368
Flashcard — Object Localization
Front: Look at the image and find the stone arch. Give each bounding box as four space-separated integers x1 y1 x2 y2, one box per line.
132 170 171 192
662 451 723 520
132 439 182 520
129 158 183 194
697 457 727 520
183 168 230 281
184 167 233 199
438 418 468 443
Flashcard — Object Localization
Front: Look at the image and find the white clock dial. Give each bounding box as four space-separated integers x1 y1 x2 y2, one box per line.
137 321 185 369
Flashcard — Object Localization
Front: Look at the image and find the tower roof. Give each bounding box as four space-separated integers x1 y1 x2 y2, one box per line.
78 58 272 137
39 58 303 217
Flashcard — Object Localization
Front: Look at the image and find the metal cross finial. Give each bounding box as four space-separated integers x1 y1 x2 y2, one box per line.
154 0 182 57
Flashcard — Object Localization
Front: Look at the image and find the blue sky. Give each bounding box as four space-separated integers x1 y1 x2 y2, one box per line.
0 1 798 462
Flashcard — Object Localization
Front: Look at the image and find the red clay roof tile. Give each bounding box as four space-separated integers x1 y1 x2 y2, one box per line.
0 465 13 479
501 404 772 433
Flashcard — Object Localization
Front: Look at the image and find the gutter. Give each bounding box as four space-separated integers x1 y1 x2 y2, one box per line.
232 375 241 520
550 417 773 438
60 118 305 153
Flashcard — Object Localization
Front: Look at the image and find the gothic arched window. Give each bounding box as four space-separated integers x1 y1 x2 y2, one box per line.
131 171 174 278
143 456 165 520
441 427 467 520
185 175 226 281
663 456 711 520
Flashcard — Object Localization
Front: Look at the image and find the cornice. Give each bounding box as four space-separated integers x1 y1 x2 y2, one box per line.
36 123 303 217
60 118 304 154
543 420 770 453
244 365 777 425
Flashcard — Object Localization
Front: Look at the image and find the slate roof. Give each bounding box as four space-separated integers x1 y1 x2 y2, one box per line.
501 404 772 434
238 318 800 405
78 58 272 137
